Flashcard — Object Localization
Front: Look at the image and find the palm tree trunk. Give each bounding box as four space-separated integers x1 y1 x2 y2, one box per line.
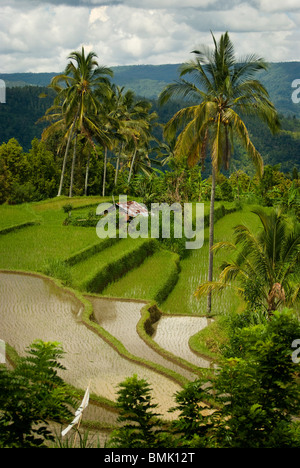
57 112 79 197
207 165 216 315
85 153 90 197
69 133 77 198
114 143 124 186
128 146 137 184
57 131 72 197
102 146 108 197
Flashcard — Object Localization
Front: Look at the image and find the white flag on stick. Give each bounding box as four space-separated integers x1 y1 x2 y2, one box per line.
61 384 90 437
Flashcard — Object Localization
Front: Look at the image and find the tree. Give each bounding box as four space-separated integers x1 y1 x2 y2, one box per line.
159 31 280 314
127 100 157 184
0 138 28 187
195 207 300 315
108 375 167 448
48 47 113 197
0 157 11 204
27 138 59 200
213 309 300 448
98 85 133 188
0 341 74 448
95 83 119 197
169 379 215 447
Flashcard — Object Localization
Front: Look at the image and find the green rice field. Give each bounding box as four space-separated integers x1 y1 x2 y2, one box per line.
0 196 267 425
0 197 263 310
101 249 180 303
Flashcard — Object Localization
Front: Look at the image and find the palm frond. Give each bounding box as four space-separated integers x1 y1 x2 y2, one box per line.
230 112 264 177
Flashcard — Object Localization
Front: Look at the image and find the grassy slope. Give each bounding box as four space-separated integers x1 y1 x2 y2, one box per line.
0 197 156 293
0 198 264 312
0 197 112 272
0 204 39 230
70 236 151 291
160 205 264 316
0 199 263 309
101 249 179 302
0 199 274 381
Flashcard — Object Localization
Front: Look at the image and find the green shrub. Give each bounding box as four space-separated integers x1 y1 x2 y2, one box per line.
107 375 170 448
0 341 75 448
143 304 162 336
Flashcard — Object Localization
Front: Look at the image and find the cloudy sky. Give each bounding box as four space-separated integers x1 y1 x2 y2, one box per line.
1 0 300 73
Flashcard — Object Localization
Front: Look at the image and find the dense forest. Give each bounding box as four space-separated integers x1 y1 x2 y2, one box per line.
0 57 299 207
0 84 299 174
2 61 300 108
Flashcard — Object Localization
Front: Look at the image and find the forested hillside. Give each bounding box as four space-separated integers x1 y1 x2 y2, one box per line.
2 62 300 112
0 62 300 171
0 87 299 173
0 87 55 151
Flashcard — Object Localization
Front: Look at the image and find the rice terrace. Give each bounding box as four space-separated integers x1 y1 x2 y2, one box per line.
0 31 300 449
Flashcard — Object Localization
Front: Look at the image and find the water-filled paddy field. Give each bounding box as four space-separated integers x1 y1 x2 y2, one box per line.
0 271 208 422
0 199 263 431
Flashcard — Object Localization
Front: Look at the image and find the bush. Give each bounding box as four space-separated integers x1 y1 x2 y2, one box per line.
213 309 300 448
0 341 75 448
107 375 170 448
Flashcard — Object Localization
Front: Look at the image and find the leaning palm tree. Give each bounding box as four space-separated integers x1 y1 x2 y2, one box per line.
50 47 113 197
195 208 300 316
159 31 280 314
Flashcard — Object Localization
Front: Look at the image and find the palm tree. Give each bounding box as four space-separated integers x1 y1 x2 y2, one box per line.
49 47 113 197
195 208 300 316
95 83 120 197
109 86 138 187
127 100 158 184
159 31 280 314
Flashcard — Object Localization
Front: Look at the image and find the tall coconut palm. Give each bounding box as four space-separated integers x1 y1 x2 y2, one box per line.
50 47 113 197
195 208 300 316
109 86 138 186
127 101 158 184
95 83 120 197
159 32 280 314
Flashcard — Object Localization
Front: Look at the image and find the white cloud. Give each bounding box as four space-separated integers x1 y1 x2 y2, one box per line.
0 0 300 72
255 0 300 13
89 6 109 23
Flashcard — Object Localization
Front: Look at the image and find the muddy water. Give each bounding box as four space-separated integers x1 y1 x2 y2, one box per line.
153 316 210 368
0 272 181 420
89 296 198 381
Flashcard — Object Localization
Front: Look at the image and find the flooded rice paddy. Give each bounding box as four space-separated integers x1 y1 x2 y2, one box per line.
153 316 209 367
0 272 209 422
88 296 200 381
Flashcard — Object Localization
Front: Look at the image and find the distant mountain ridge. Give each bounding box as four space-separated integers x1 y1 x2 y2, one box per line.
1 62 300 116
1 63 300 172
